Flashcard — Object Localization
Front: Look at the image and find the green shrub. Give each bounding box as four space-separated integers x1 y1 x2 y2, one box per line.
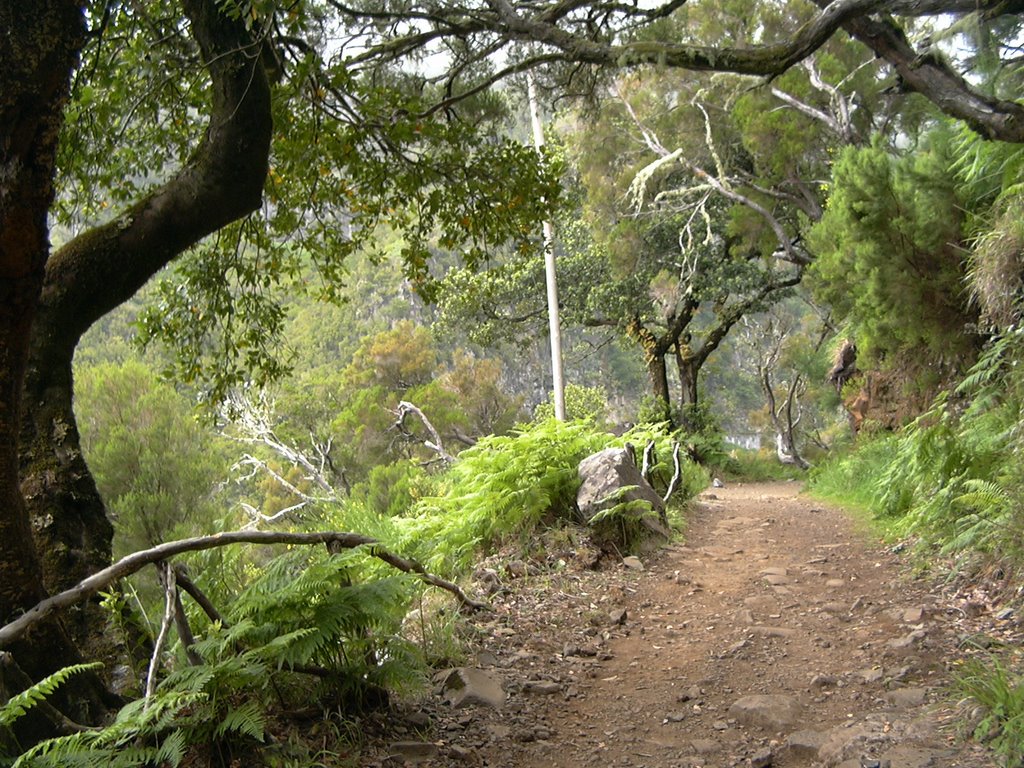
395 418 702 574
534 384 610 424
954 655 1024 766
806 434 901 514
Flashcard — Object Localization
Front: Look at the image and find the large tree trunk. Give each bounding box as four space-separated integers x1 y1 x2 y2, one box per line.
19 0 273 605
675 348 700 432
0 0 83 631
0 0 272 745
0 0 114 741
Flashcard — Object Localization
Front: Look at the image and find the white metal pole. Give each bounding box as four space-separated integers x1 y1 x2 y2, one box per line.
527 71 566 421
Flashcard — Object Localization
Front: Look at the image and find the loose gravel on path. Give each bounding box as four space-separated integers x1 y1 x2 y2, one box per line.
362 482 1012 768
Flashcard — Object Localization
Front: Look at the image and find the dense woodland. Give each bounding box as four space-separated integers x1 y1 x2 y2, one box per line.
3 0 1024 764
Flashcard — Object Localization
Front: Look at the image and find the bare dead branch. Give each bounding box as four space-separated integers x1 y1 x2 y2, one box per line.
394 401 456 464
0 531 487 650
640 440 656 482
145 563 177 706
662 441 683 504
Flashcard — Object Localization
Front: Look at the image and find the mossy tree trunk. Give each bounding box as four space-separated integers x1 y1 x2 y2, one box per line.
19 0 273 611
0 0 272 742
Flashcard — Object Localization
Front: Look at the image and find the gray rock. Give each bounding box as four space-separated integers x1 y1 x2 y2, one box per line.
441 668 505 709
577 447 670 547
750 746 774 767
856 666 885 684
389 741 439 763
883 687 928 708
524 680 562 694
902 606 925 623
622 555 644 570
690 738 718 754
787 729 827 758
878 745 949 767
609 607 628 625
728 694 803 732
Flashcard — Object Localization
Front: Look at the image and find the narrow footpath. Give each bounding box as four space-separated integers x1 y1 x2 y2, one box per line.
367 483 1009 768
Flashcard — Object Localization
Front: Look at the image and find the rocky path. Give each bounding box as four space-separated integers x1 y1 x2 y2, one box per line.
367 482 1008 768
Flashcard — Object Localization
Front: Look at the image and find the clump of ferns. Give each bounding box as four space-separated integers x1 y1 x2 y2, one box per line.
9 545 426 767
874 330 1024 567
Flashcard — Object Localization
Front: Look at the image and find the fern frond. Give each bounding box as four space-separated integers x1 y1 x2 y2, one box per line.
213 700 265 741
0 662 102 727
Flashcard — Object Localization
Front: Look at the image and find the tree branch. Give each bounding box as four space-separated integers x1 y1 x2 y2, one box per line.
0 531 488 650
394 401 456 464
34 0 273 361
831 9 1024 141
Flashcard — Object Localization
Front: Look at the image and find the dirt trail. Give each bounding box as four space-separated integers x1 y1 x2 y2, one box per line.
368 482 1003 768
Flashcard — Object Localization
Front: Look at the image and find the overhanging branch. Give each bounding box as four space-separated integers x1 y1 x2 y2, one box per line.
0 530 488 649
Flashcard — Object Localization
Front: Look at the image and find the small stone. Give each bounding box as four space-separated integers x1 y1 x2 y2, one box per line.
524 680 562 694
764 574 793 586
389 741 438 763
506 560 528 578
609 608 628 626
712 478 725 488
712 719 729 731
750 746 774 767
563 642 581 657
826 578 846 588
884 687 928 708
664 711 687 723
441 668 506 709
761 567 789 576
856 667 885 684
728 694 803 731
735 608 755 625
811 674 839 689
787 729 826 757
622 556 644 570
